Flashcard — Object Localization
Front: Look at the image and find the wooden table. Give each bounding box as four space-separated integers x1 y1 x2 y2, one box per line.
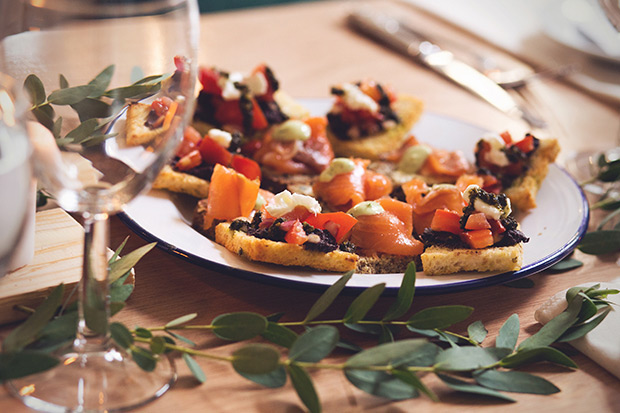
2 1 620 411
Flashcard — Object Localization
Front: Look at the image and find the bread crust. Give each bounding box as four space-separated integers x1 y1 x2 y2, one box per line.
326 94 424 160
153 165 210 199
421 243 523 275
126 102 167 146
504 138 560 210
214 222 358 272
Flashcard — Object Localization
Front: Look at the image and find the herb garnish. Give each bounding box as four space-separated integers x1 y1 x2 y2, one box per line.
23 66 169 147
2 263 616 412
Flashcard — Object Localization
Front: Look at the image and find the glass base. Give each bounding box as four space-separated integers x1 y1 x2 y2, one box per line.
7 345 176 413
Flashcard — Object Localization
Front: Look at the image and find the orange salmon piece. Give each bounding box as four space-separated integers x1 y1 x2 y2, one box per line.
205 164 260 228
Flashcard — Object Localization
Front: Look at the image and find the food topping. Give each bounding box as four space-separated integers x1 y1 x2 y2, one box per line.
265 190 322 218
475 131 539 189
398 144 432 174
347 200 385 217
208 128 233 148
318 158 356 182
327 79 399 140
462 184 511 220
271 119 312 142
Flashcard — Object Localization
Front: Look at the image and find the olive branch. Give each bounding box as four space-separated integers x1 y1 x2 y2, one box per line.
1 261 616 413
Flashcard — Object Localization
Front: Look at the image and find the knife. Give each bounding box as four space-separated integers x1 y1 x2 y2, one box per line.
347 9 546 129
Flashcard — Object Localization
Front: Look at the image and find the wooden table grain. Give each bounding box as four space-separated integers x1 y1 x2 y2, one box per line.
2 1 620 412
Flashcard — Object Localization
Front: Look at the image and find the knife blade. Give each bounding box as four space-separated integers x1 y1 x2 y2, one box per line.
347 8 546 129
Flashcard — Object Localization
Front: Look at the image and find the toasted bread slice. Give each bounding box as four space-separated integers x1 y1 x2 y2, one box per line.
153 165 210 199
326 94 424 160
214 222 358 272
504 138 560 211
421 243 523 275
356 254 420 274
126 102 166 146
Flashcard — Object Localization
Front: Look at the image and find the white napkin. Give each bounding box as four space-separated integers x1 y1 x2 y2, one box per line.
401 0 620 104
535 278 620 379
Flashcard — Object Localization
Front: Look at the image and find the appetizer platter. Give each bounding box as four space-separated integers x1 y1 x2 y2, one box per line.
119 64 589 294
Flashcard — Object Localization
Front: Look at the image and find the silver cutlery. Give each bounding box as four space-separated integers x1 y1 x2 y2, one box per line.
347 8 548 129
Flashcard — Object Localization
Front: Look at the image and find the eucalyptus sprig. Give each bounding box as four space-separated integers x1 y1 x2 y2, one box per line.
24 66 169 147
3 263 615 413
577 152 620 255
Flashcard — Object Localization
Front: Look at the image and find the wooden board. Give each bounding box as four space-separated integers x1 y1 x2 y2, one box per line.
0 209 84 325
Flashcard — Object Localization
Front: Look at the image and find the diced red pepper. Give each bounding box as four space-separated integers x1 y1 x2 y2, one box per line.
489 219 506 234
231 155 262 181
199 135 233 166
175 149 202 171
461 229 494 249
304 212 358 243
176 126 202 158
499 131 513 145
514 134 536 154
252 64 277 101
430 209 462 235
464 212 491 230
198 67 222 95
284 220 308 245
250 98 268 130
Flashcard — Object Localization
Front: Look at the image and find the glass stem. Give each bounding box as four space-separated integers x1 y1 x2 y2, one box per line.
74 211 111 353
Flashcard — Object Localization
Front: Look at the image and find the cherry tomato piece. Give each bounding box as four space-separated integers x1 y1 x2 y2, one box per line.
231 154 262 181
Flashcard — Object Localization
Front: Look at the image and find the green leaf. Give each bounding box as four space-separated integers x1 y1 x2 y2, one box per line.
578 230 620 255
287 364 321 413
406 327 466 344
110 322 133 349
65 118 99 144
496 314 519 350
559 308 611 342
24 74 46 105
407 305 473 330
237 366 287 389
165 313 197 328
344 322 383 335
131 346 157 372
436 373 515 402
27 312 78 353
597 158 620 182
59 74 69 89
105 83 160 101
345 339 429 369
109 284 133 303
343 283 385 323
183 353 206 384
392 369 438 401
548 258 583 272
435 347 508 372
474 370 560 395
518 296 582 351
303 271 353 323
87 65 114 97
467 320 487 344
382 262 416 321
0 351 59 381
32 105 55 130
379 324 394 344
500 346 577 369
232 344 280 375
3 284 64 352
576 293 598 322
345 369 419 400
166 331 195 347
48 84 94 105
71 98 111 122
261 321 298 348
130 66 145 83
52 116 63 139
108 242 155 284
212 312 268 341
393 341 441 368
132 73 170 86
149 336 167 354
289 326 339 363
110 302 125 316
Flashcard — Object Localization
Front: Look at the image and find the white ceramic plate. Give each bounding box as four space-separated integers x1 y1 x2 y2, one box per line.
119 99 589 295
543 0 620 64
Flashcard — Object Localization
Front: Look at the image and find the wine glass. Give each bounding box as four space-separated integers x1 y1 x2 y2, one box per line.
1 0 199 411
0 73 32 279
